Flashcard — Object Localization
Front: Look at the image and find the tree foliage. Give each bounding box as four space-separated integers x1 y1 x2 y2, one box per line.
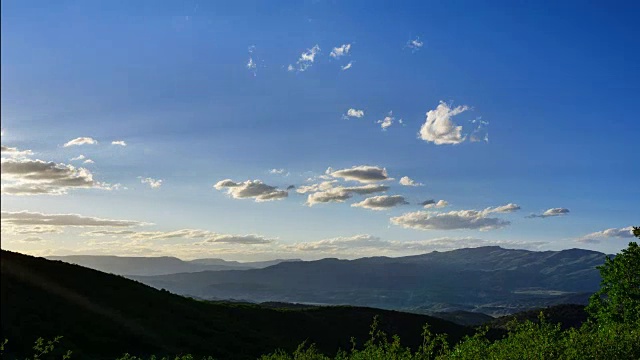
586 228 640 325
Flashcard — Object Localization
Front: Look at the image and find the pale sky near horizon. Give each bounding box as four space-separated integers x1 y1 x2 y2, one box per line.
1 0 638 261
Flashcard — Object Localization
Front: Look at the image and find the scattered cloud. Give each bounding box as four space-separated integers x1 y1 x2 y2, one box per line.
469 118 489 143
484 203 521 214
304 183 389 206
63 137 98 147
377 111 396 130
293 234 386 252
140 177 163 189
423 200 449 209
1 210 146 228
70 155 86 161
214 179 288 202
344 108 365 119
82 230 137 236
352 195 408 210
20 237 44 242
575 226 634 244
125 228 275 245
83 159 94 164
246 45 264 76
419 101 471 145
330 44 351 58
399 176 423 187
406 37 424 52
111 140 127 146
291 234 546 255
1 145 33 157
1 158 99 195
527 208 570 218
327 165 390 183
269 168 288 176
391 208 511 231
341 62 353 71
289 44 320 72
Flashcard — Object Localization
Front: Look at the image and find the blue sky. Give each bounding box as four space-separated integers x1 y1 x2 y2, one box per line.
1 0 638 260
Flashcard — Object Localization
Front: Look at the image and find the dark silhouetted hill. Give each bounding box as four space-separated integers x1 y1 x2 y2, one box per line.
1 250 470 360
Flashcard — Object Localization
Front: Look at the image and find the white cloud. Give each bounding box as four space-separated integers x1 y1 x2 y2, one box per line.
345 108 365 119
406 37 424 52
527 208 570 218
1 158 100 195
290 44 321 72
129 228 275 245
140 177 163 189
269 168 287 175
330 44 351 58
483 203 521 214
304 183 389 206
296 180 338 194
214 179 288 202
341 61 353 71
293 234 386 252
306 188 352 206
377 112 396 130
291 234 546 255
83 159 94 164
70 154 86 161
20 236 44 242
111 140 127 146
391 209 511 231
423 200 449 209
399 176 423 187
328 165 390 183
63 137 98 147
351 195 408 210
1 210 146 228
1 145 33 158
247 45 259 76
576 226 634 244
419 101 470 145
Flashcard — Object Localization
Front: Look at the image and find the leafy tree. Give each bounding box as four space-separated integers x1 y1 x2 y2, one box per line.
586 227 640 324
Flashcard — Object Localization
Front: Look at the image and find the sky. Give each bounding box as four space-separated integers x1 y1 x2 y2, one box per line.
1 0 639 261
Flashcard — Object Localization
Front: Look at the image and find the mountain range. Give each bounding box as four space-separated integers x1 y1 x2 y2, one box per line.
46 255 300 276
130 246 606 316
1 250 472 359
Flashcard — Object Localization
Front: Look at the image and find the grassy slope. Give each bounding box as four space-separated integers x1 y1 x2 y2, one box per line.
1 250 472 360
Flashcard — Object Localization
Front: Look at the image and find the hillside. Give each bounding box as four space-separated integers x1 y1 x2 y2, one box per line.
132 246 605 316
46 255 300 276
1 250 471 359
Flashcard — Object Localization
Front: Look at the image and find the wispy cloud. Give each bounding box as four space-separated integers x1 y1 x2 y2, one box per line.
576 226 635 244
341 61 353 71
140 177 163 189
1 145 33 158
63 137 98 147
111 140 127 146
526 208 570 218
289 44 321 72
1 210 146 228
406 37 424 52
330 44 351 58
391 205 517 231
